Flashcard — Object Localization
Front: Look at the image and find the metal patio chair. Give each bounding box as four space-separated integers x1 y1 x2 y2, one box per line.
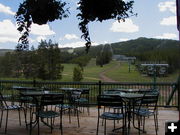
30 94 64 135
133 90 159 135
56 89 81 127
0 92 24 134
96 94 126 135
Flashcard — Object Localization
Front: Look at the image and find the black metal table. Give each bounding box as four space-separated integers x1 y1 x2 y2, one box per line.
104 90 150 135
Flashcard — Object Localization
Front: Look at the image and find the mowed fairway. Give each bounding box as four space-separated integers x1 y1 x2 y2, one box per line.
61 59 118 82
61 59 179 82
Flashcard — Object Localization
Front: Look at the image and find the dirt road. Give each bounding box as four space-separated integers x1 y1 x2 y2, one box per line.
99 62 120 82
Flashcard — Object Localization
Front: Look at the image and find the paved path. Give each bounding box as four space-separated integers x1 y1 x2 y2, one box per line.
99 62 120 82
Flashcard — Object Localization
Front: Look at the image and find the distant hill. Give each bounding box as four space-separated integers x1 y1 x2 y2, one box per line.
111 37 180 55
0 49 13 56
0 37 179 57
73 37 180 57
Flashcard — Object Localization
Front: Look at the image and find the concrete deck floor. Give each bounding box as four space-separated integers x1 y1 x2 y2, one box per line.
0 107 179 135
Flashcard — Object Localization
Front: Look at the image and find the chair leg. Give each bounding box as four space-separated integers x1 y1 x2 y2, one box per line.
18 109 21 126
87 103 90 115
37 117 40 135
132 112 136 128
51 118 53 133
76 107 80 127
68 108 71 123
104 119 106 135
138 116 141 135
142 116 145 132
0 110 3 128
102 107 105 126
60 111 63 135
96 117 100 135
23 107 28 129
156 112 159 130
29 111 33 135
154 114 158 135
113 119 115 130
5 110 9 134
122 118 125 135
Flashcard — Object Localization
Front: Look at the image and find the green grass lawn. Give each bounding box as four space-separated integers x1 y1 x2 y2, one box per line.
83 59 117 81
61 59 118 82
61 59 178 82
1 59 178 83
105 61 179 82
61 63 76 81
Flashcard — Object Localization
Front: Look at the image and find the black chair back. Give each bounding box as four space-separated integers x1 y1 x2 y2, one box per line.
40 94 64 107
97 95 124 108
67 90 82 104
136 91 159 112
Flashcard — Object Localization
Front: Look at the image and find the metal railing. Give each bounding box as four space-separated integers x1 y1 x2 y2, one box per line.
0 80 179 108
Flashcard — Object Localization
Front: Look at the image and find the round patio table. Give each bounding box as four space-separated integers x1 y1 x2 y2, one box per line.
104 90 151 135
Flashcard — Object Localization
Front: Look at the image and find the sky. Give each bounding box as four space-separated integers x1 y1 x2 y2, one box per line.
0 0 179 49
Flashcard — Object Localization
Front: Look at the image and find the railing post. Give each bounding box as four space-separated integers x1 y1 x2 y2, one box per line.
98 80 102 95
177 75 180 119
33 79 36 87
153 64 157 89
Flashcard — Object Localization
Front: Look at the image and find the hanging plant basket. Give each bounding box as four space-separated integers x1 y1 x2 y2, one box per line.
77 0 135 52
16 0 135 51
15 0 69 50
28 0 68 25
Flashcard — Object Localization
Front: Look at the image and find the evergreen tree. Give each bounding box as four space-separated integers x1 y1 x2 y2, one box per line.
73 66 83 81
36 40 64 80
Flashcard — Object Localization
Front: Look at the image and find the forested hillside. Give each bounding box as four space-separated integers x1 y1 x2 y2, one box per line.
72 37 180 73
111 37 179 54
72 37 179 57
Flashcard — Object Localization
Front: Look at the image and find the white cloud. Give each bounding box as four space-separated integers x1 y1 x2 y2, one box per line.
59 41 86 48
29 38 36 43
119 38 129 42
110 19 139 33
31 23 55 36
0 3 15 15
160 16 176 25
154 33 177 39
0 19 19 37
0 37 17 43
158 1 176 14
0 19 19 43
36 36 46 42
59 41 98 48
103 41 108 44
64 34 79 40
91 42 99 46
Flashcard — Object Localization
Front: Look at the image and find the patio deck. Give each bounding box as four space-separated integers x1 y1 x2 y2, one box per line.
0 107 179 135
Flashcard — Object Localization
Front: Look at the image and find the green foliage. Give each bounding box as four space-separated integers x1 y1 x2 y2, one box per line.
0 40 64 80
60 51 75 63
0 52 13 77
15 0 69 49
73 65 83 81
36 40 64 80
77 0 135 51
70 55 91 67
